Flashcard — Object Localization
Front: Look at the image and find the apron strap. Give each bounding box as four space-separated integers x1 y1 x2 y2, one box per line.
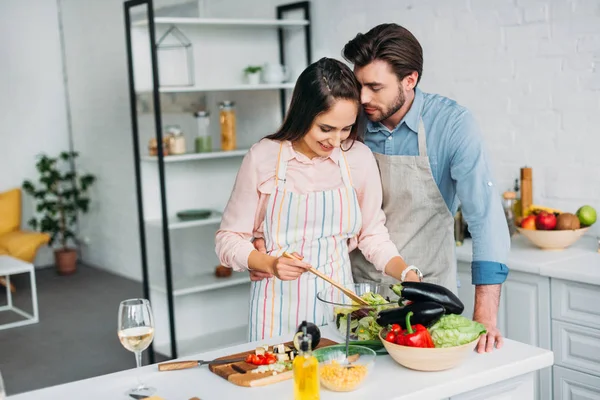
417 119 427 157
276 142 288 189
338 151 354 188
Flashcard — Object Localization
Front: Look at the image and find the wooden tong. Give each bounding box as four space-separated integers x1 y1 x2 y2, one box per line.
282 252 369 306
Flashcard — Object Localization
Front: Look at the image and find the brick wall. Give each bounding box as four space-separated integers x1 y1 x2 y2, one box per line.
216 0 600 235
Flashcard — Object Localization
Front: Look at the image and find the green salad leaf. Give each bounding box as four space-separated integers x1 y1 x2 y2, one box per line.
428 314 487 348
334 292 397 341
360 292 388 306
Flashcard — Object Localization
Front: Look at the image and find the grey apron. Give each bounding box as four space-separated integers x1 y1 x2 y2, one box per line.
350 118 458 294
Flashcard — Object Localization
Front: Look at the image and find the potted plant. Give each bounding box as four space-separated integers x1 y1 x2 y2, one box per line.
22 151 96 275
244 65 262 85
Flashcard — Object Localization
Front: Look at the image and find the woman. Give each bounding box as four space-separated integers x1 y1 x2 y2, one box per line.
215 57 419 342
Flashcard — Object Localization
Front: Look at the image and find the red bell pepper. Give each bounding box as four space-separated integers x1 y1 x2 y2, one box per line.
395 311 435 348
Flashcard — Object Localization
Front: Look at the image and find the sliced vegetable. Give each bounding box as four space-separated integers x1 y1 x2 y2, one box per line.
245 352 277 365
376 301 445 328
394 311 434 348
428 314 487 348
390 282 465 315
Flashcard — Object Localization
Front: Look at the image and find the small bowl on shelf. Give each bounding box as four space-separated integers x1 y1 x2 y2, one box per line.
517 227 589 250
313 344 376 392
176 209 213 221
379 328 478 372
316 283 400 352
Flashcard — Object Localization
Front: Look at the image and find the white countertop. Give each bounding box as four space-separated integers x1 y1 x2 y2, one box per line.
9 327 553 400
456 234 600 285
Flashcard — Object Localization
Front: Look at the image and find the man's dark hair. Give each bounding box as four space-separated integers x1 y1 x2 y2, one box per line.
342 23 423 86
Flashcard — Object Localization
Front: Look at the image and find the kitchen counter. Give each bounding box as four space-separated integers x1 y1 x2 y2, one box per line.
9 326 553 400
456 234 600 285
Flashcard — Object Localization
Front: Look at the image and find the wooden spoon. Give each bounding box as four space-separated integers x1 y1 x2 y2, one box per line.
282 252 369 306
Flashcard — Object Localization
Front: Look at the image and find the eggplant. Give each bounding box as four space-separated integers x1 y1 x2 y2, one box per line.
376 301 445 328
391 282 465 315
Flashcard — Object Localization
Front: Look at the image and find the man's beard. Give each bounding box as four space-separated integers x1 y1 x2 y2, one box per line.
368 88 405 123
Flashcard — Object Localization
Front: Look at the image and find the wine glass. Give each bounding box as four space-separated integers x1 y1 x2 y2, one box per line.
118 298 155 397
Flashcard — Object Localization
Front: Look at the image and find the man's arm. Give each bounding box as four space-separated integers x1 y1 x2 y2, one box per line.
449 109 511 353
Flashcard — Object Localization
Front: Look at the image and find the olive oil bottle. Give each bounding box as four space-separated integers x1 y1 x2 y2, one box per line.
293 321 320 400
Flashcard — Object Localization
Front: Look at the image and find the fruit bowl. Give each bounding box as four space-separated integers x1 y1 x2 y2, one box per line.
316 283 400 351
313 344 376 392
379 328 478 372
517 227 589 250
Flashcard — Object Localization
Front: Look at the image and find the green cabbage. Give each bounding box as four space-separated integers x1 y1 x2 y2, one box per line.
428 314 487 348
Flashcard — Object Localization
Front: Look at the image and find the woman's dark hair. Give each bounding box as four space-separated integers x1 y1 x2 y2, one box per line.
265 57 361 148
342 23 423 86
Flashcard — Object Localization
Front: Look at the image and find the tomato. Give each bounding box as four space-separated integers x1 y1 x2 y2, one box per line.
385 331 396 343
264 354 277 365
390 324 401 334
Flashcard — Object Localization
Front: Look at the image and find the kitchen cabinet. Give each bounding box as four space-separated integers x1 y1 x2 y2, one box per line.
553 365 600 400
456 234 600 400
457 262 552 400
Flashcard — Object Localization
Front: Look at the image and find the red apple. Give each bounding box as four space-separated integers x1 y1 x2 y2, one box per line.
521 215 536 230
535 211 557 230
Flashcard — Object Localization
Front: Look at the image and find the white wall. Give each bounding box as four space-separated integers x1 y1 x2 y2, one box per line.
58 0 148 280
0 0 71 266
210 0 600 237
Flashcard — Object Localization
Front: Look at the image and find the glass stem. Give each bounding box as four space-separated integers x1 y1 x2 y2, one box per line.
135 351 144 387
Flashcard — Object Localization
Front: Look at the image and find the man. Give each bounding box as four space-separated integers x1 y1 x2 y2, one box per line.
250 23 510 354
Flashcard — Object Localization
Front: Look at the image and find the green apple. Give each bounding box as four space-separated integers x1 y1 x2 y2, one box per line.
576 205 597 226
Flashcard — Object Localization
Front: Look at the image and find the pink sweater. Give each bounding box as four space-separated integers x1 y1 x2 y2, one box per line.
215 139 400 272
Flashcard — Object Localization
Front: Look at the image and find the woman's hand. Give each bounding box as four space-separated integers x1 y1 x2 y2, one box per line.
271 252 310 281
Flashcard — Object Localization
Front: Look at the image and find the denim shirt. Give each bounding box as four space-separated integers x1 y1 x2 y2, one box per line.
364 88 510 285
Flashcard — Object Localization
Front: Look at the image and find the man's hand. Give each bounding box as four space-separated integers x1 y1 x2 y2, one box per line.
473 284 504 353
249 238 270 280
254 238 267 253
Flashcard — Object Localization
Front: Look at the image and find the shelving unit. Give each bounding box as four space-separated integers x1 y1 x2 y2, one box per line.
124 0 312 361
137 83 296 94
145 211 222 230
133 17 309 28
150 269 250 297
140 149 248 162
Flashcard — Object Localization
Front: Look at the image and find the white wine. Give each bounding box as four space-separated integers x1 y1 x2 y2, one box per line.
118 326 154 352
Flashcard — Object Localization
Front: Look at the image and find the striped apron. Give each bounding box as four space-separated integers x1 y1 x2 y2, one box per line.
247 143 362 342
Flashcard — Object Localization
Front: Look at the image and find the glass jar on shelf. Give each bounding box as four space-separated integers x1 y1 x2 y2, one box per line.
219 101 236 151
166 125 186 155
194 111 212 153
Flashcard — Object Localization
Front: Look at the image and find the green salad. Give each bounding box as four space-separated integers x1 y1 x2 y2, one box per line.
334 292 398 341
428 314 487 348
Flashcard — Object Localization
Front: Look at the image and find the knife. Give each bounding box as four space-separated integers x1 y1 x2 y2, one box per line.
158 356 247 371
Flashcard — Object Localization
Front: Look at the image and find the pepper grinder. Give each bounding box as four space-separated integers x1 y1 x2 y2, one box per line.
520 167 533 216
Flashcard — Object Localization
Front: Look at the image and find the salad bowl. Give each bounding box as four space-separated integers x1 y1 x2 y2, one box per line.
316 283 400 351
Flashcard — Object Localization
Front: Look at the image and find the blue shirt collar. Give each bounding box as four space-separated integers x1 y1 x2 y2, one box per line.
366 87 424 134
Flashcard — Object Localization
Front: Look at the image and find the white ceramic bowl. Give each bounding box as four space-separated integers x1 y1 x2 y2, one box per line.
517 227 589 250
379 328 478 372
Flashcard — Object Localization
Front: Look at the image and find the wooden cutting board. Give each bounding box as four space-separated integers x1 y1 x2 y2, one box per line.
208 338 337 387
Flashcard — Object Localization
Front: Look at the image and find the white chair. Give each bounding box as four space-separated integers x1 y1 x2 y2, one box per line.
0 255 39 330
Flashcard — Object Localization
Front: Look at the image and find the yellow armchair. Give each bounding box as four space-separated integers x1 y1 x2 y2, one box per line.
0 187 50 263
